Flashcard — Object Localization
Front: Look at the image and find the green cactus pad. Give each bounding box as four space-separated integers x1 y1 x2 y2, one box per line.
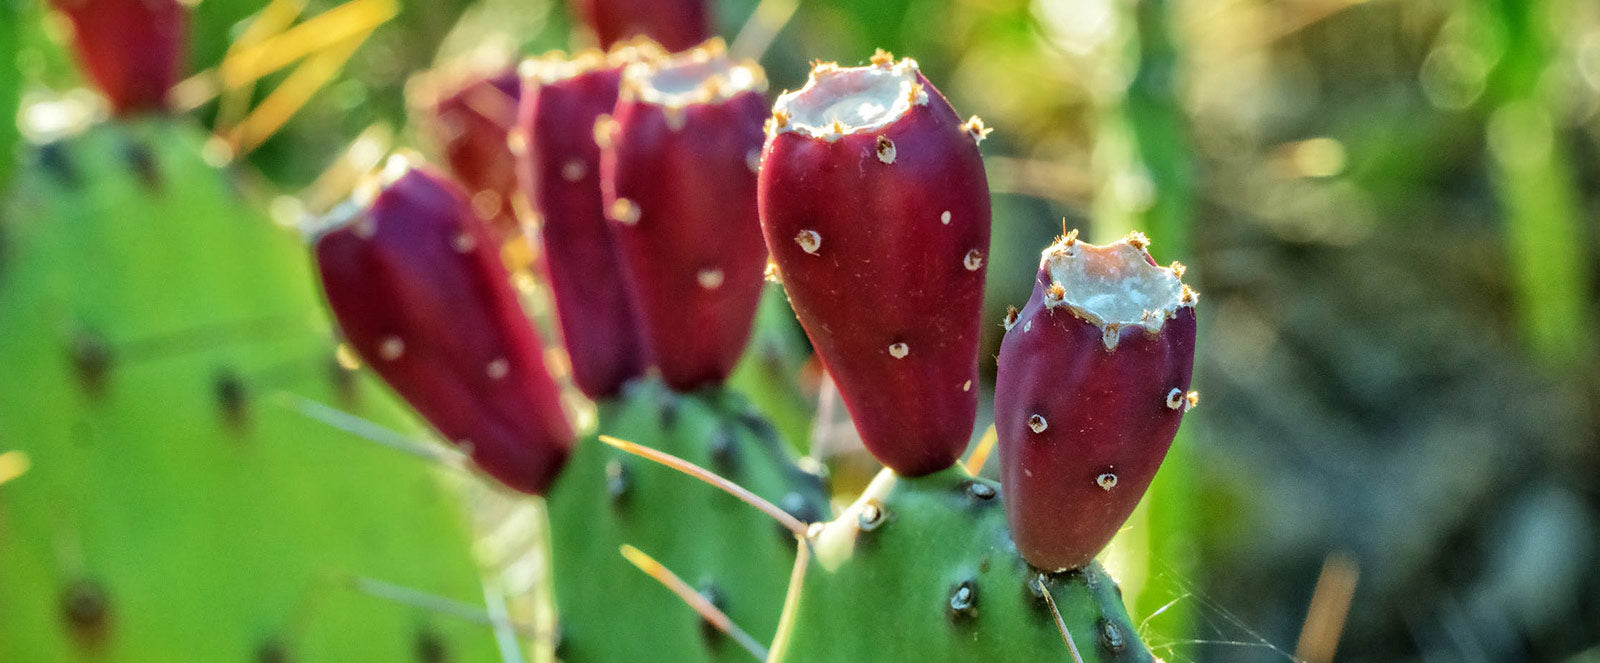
547 378 827 663
769 466 1154 663
0 119 498 662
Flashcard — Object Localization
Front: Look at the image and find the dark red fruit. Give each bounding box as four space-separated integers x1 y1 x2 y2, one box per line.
572 0 711 52
417 68 523 238
995 231 1198 571
516 47 657 399
601 40 769 392
52 0 187 115
757 51 992 476
314 157 573 495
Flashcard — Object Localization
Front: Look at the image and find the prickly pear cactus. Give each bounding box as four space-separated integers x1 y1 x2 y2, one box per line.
547 379 826 663
770 467 1151 663
0 119 497 662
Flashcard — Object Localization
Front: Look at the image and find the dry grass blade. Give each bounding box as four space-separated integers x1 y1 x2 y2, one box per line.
963 425 998 475
1295 552 1359 663
226 32 368 154
220 0 398 89
731 0 801 61
0 451 30 487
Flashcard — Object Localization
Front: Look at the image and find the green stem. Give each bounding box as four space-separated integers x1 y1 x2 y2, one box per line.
1476 0 1596 372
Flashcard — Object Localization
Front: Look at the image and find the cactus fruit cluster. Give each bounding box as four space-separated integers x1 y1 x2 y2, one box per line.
5 1 1206 660
319 35 826 663
745 55 1196 661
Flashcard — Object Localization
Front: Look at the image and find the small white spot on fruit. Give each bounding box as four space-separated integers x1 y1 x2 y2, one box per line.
1024 319 1033 332
593 114 617 149
746 149 762 173
875 135 896 164
963 249 983 271
611 198 641 225
487 358 510 379
561 159 586 182
763 261 782 283
379 336 405 361
940 210 951 225
888 342 909 359
471 190 502 221
665 107 687 131
506 129 527 156
452 232 476 253
795 229 822 254
1166 388 1185 410
1096 473 1118 491
962 380 972 392
698 268 725 290
353 217 377 239
1028 414 1048 433
1184 391 1200 412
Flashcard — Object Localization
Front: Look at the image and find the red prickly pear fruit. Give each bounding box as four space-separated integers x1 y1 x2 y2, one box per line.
572 0 711 52
600 40 770 392
313 156 573 495
416 68 523 238
757 51 992 477
995 230 1198 572
50 0 187 115
516 46 659 400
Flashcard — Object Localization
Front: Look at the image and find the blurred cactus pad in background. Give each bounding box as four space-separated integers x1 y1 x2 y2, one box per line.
1 0 1599 662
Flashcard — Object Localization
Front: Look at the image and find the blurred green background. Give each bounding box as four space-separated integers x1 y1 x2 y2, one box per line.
3 0 1599 661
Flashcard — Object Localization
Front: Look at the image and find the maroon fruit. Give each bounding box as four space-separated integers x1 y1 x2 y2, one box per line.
417 68 523 238
601 40 769 392
313 156 573 495
995 230 1198 571
572 0 711 52
516 46 657 399
757 51 992 476
51 0 187 115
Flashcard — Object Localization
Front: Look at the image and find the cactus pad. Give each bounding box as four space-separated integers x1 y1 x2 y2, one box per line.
0 119 496 662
